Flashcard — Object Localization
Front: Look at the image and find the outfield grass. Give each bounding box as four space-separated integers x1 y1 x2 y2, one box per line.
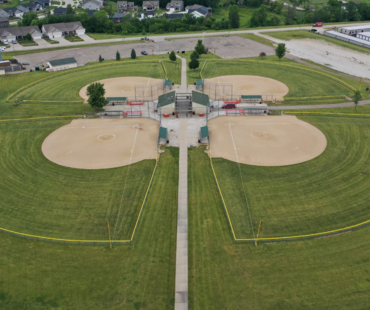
189 145 370 309
200 57 370 100
1 59 180 102
264 30 370 55
210 115 370 240
0 146 178 310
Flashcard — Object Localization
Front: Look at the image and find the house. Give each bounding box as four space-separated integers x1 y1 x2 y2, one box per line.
339 25 370 36
53 7 68 16
142 1 159 11
165 13 183 20
18 2 43 13
117 1 138 12
139 10 156 19
0 17 9 29
35 0 51 6
2 7 24 18
82 0 102 11
84 10 97 17
0 26 42 42
0 10 10 18
185 4 212 18
111 12 127 23
166 0 183 12
42 22 85 38
47 57 77 71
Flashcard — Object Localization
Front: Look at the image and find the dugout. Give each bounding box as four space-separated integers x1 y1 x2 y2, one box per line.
158 91 176 115
198 125 209 144
192 90 209 115
245 108 268 115
158 127 169 144
106 97 127 105
241 95 263 104
99 111 123 118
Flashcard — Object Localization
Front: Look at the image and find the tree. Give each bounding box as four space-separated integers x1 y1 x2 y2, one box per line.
188 58 199 70
21 12 38 26
169 51 177 61
275 43 286 60
259 52 266 58
190 50 199 60
25 33 32 41
131 49 136 59
66 4 74 15
116 50 121 61
99 55 103 62
86 82 108 110
352 90 362 110
195 40 205 55
228 4 240 28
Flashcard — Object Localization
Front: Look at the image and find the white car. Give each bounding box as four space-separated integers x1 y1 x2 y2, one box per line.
3 40 8 45
0 46 6 51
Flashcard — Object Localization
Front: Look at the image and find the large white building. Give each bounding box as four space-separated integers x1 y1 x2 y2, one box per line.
338 25 370 35
357 32 370 41
47 57 78 71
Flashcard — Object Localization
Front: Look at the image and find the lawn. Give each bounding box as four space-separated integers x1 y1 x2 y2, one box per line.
64 35 84 42
87 33 127 40
188 145 370 309
0 146 177 309
44 38 59 44
264 30 370 55
199 57 370 101
17 39 38 47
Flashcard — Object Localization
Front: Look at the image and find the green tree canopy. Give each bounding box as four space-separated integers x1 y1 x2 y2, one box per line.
86 83 108 110
228 4 240 28
190 51 199 60
188 58 199 70
352 90 362 110
116 50 121 61
66 4 74 15
25 33 32 41
275 43 286 60
20 12 38 27
99 54 103 62
169 51 177 61
131 49 136 59
195 40 205 55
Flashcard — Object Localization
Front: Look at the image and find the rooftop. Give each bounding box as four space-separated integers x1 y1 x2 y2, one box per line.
49 57 77 67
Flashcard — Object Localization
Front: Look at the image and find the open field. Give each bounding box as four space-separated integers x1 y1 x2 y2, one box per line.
5 61 169 102
189 145 370 309
210 115 370 240
0 146 178 310
263 30 370 55
198 58 370 103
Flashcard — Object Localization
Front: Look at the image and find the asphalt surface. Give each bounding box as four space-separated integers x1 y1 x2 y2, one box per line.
14 36 275 68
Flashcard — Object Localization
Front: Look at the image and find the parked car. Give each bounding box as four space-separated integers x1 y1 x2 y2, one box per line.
310 28 318 32
141 51 148 55
221 103 236 109
313 22 323 27
0 46 6 51
12 40 17 44
3 40 9 45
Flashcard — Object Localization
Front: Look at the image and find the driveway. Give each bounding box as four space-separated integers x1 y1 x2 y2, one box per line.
34 39 53 48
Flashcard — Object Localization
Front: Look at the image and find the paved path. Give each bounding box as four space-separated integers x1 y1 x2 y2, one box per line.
269 99 370 110
175 55 188 310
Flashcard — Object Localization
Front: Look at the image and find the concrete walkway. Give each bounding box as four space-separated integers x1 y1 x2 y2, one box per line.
175 55 188 310
269 99 370 110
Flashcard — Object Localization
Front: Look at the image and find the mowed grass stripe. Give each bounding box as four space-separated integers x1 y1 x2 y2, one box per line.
0 147 178 309
188 146 370 309
0 120 155 241
212 116 370 239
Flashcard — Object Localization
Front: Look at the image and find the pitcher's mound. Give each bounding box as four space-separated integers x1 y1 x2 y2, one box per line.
208 115 327 166
42 118 159 169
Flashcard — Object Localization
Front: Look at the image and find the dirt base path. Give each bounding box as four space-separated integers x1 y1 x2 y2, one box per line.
208 115 327 166
42 118 159 169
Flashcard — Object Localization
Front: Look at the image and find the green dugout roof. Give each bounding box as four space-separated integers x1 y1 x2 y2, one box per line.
196 79 203 86
106 97 127 101
200 126 209 139
165 80 172 87
159 127 167 140
158 91 175 107
49 57 77 67
192 91 209 106
241 95 262 99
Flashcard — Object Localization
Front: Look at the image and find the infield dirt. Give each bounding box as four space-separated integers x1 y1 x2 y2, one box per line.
42 118 159 169
208 115 327 166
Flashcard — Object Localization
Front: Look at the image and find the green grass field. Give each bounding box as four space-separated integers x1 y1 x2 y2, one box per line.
0 146 178 310
264 30 370 55
210 116 370 240
199 57 370 102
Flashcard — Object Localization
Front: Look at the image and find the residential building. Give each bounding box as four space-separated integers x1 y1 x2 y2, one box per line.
111 12 127 23
35 0 51 7
0 26 42 42
82 0 102 11
166 0 183 12
42 22 86 38
0 10 10 18
0 17 9 28
117 1 138 12
185 4 211 18
17 2 43 13
139 10 156 19
142 1 159 11
2 7 24 18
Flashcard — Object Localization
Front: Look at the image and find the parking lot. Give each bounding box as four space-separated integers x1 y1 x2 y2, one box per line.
14 36 275 69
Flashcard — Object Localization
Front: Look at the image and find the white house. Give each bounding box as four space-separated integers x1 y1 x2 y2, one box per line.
142 1 159 11
47 57 77 72
2 7 24 18
42 22 85 38
82 0 103 11
139 10 156 20
185 4 211 18
117 1 138 12
166 0 184 12
0 26 42 42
